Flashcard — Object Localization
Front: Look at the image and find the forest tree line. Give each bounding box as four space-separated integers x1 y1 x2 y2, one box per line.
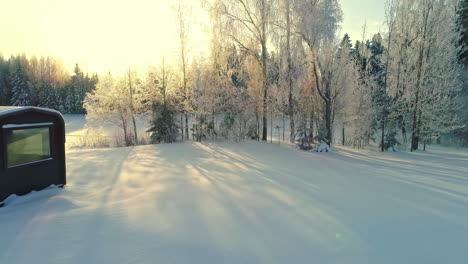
2 0 467 150
0 54 97 114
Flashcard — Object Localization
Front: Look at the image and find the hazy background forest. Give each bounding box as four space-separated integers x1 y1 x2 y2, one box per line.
1 0 467 150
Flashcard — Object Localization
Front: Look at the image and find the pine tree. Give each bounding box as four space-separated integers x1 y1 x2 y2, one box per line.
340 33 353 50
37 83 59 109
0 55 10 105
147 59 178 143
148 102 178 143
453 0 468 146
367 34 390 151
10 61 32 106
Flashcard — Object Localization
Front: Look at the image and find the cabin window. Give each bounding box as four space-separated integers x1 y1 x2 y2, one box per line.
4 124 52 167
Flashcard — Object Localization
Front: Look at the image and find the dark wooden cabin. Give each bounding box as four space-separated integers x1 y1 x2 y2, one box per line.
0 107 66 206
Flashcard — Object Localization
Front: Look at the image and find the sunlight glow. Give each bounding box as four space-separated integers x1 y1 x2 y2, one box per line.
1 0 211 74
1 0 383 74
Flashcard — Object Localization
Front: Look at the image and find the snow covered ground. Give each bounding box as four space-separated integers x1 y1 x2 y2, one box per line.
1 141 467 264
64 114 152 148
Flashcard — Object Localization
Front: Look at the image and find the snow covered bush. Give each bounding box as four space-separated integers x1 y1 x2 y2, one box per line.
311 142 332 152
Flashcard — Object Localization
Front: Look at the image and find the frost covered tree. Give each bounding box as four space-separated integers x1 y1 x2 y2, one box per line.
147 59 179 143
294 0 343 145
383 0 465 151
215 0 277 141
190 57 222 141
453 0 468 146
344 32 389 149
84 73 142 146
37 83 59 109
175 0 191 140
0 55 10 105
0 54 94 112
127 68 140 144
367 34 389 151
10 60 33 106
274 0 303 142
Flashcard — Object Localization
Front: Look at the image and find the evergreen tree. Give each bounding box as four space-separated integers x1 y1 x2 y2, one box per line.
458 0 468 65
340 33 353 50
453 0 468 146
147 60 178 143
0 55 10 105
37 83 59 109
65 64 97 113
148 102 178 143
10 60 32 106
367 34 390 151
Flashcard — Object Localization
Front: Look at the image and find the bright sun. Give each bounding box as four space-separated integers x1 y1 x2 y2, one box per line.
0 0 211 74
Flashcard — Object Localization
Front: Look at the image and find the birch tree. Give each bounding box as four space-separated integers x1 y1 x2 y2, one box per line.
84 74 132 146
384 0 464 151
294 0 343 144
175 0 191 140
216 0 276 141
127 68 138 144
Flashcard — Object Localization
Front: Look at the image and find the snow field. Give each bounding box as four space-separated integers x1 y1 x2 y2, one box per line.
1 141 467 264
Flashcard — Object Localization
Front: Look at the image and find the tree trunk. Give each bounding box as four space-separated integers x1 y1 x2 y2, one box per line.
193 114 197 142
282 112 285 142
312 61 332 145
402 124 407 145
411 135 419 151
261 0 268 141
286 0 295 143
381 119 385 152
410 3 431 152
131 116 137 145
325 98 332 145
309 110 314 138
123 125 129 146
212 111 216 138
185 113 189 140
238 118 241 140
128 69 138 145
411 109 419 151
270 108 273 143
121 115 129 146
255 110 259 141
342 122 345 146
180 114 184 142
289 95 294 142
177 2 189 141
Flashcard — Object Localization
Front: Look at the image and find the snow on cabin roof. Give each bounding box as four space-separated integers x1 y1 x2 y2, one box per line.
0 106 23 113
0 106 64 119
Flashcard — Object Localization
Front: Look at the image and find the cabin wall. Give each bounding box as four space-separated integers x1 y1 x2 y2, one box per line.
0 110 65 203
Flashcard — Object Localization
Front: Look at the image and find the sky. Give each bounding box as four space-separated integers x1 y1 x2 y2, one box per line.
340 0 386 42
0 0 386 75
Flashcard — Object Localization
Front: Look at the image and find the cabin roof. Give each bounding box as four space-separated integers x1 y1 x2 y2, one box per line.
0 106 64 122
0 106 23 113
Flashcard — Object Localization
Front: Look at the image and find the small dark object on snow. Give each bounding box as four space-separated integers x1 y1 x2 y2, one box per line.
0 107 66 206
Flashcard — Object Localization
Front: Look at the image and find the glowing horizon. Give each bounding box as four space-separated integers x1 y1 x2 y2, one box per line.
1 0 384 75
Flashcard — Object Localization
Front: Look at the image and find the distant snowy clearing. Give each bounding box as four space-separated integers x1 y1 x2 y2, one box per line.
1 142 467 264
